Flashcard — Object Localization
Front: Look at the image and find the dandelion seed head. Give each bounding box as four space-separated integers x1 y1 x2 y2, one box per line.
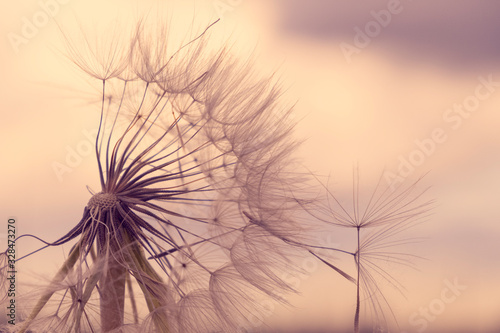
12 11 313 333
87 192 119 210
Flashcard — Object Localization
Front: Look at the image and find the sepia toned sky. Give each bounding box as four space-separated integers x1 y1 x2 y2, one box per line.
1 1 499 332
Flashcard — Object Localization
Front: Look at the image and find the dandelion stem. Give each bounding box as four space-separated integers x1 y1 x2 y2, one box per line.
100 239 127 332
124 234 171 332
354 226 361 333
72 269 100 333
127 272 139 324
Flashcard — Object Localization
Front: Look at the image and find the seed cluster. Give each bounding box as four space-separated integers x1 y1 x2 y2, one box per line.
87 192 119 210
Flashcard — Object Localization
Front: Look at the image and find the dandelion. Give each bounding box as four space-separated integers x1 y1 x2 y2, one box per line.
303 169 433 332
7 15 309 333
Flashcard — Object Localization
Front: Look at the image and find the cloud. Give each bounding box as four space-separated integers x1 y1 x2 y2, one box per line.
276 0 500 68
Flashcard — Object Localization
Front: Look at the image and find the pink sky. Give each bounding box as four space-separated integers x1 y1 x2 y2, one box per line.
1 1 499 332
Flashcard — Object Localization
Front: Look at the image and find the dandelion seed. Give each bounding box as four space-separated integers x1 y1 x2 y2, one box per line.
304 169 433 333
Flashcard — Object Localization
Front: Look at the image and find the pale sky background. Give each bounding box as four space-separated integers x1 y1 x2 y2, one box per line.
1 1 500 332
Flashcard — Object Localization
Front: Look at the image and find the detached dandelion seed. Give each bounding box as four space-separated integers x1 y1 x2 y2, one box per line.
7 14 310 333
304 169 433 333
